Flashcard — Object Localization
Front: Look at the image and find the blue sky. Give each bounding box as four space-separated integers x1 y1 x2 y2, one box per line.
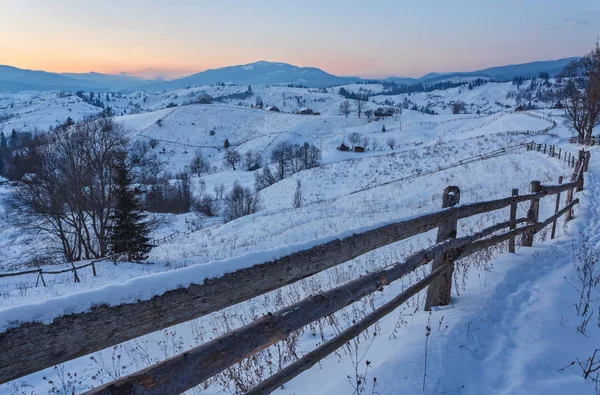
0 0 599 78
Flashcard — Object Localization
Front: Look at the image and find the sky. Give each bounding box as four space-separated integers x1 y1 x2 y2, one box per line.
0 0 599 79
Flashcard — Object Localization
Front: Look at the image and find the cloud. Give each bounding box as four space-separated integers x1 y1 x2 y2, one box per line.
115 67 196 80
564 11 600 26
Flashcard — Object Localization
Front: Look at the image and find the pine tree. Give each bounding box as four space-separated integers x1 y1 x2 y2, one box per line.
224 138 230 149
109 154 152 262
9 129 17 149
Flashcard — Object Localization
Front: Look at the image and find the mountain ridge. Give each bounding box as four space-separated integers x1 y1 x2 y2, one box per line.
0 57 580 93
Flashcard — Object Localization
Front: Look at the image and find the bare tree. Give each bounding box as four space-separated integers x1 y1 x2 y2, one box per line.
355 97 365 118
223 149 241 170
254 166 277 191
394 106 403 121
223 182 259 221
561 42 600 142
372 138 380 151
190 149 210 176
452 101 466 114
362 136 370 150
339 100 351 118
270 140 294 180
295 142 322 170
244 150 261 171
8 117 158 262
293 180 302 208
348 132 362 149
214 183 225 200
386 137 397 150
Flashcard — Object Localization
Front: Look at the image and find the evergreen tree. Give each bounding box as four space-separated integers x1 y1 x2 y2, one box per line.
109 153 152 262
0 132 6 150
9 129 17 149
224 138 230 149
0 132 7 176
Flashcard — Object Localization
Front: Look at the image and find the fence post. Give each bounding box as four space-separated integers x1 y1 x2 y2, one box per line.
509 188 518 253
577 150 585 192
584 151 591 172
522 181 541 247
425 186 460 311
559 148 561 160
567 171 576 221
551 176 563 239
71 262 81 283
92 262 97 277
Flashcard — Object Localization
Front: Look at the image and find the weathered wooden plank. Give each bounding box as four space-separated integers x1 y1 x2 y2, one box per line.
540 181 577 195
0 191 546 384
84 217 526 395
460 198 579 259
246 216 552 395
246 264 449 395
0 268 41 278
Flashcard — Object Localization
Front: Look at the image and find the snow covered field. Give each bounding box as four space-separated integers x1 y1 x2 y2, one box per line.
1 81 599 395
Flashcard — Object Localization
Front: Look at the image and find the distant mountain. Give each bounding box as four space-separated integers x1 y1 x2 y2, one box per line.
0 57 580 93
386 57 579 85
0 66 161 92
140 61 361 91
0 65 98 92
61 72 157 90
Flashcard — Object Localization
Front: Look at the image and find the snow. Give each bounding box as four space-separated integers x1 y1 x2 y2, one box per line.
0 211 440 333
1 79 599 394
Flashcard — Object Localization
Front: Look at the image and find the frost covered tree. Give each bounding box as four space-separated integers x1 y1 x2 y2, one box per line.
348 132 362 148
386 137 397 150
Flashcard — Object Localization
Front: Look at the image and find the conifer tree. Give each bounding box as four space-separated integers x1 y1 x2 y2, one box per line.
109 153 152 262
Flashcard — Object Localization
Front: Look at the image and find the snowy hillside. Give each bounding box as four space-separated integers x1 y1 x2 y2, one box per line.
2 78 600 395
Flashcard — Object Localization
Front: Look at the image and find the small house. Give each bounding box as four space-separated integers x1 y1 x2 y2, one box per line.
338 142 350 151
296 108 315 115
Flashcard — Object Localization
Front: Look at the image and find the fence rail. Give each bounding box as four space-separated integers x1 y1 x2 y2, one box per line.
0 254 123 286
0 145 590 393
569 136 600 146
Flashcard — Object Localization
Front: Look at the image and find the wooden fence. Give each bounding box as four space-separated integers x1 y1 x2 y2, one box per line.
0 254 123 287
569 136 600 146
0 149 589 394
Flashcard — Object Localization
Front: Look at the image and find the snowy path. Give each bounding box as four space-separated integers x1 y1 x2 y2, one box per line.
410 146 600 395
283 145 600 395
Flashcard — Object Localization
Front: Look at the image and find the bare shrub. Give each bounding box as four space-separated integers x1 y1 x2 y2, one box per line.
223 182 259 222
386 137 397 150
293 180 302 208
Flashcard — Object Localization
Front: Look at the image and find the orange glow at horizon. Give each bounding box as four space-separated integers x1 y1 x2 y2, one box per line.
0 1 595 80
